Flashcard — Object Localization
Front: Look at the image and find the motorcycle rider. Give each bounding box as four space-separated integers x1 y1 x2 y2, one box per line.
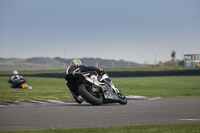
8 70 26 88
65 59 104 103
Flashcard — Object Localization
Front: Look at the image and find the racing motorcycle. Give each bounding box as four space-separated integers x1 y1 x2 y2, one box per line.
9 78 32 89
66 71 127 105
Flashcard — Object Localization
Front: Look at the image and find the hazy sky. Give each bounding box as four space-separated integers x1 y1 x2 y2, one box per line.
0 0 200 64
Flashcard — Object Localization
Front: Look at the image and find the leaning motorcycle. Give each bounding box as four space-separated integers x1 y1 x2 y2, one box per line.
65 71 127 105
9 78 32 89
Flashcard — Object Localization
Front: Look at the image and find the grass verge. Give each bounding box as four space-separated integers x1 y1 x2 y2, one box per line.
113 76 200 98
0 76 200 102
4 123 200 133
0 77 73 102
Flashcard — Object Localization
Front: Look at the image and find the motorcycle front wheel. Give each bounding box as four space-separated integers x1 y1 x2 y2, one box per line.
118 92 128 105
78 84 103 105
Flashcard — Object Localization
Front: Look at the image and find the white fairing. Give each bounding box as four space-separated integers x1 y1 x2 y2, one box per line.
100 73 120 93
111 84 120 93
100 73 109 81
85 75 101 87
90 75 98 81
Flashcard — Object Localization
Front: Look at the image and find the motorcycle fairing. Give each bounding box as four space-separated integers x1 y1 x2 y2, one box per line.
104 87 119 102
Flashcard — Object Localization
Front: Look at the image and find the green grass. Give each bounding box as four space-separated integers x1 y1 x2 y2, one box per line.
0 76 200 102
0 77 73 102
3 123 200 133
113 76 200 98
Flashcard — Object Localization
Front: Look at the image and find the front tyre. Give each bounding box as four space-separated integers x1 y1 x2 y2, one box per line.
78 84 103 105
118 92 127 105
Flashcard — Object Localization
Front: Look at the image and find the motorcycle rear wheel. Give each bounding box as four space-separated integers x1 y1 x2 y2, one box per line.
78 84 103 105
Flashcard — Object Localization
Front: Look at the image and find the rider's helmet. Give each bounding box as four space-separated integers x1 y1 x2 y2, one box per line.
12 70 18 75
70 59 82 66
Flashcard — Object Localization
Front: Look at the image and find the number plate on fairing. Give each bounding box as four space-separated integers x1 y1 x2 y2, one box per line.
104 93 118 100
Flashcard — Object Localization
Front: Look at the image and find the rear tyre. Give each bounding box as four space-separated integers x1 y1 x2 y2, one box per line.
118 92 127 105
78 84 103 105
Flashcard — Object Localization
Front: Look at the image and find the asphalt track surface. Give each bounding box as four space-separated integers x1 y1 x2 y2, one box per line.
0 98 200 131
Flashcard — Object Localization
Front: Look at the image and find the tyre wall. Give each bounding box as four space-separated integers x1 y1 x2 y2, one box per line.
5 69 198 78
